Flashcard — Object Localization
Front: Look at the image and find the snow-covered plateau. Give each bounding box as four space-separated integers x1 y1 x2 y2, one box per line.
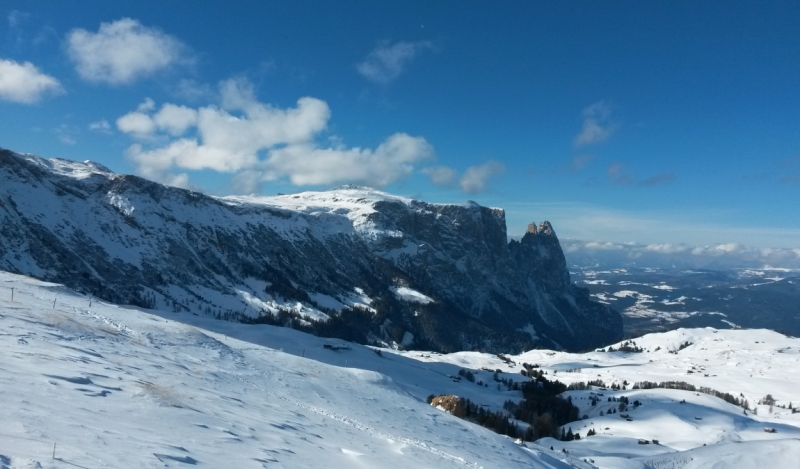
2 270 799 468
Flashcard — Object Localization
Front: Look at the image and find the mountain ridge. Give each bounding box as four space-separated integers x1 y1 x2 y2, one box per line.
0 147 622 352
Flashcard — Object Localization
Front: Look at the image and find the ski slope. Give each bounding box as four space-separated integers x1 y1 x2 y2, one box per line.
0 271 572 468
1 269 799 468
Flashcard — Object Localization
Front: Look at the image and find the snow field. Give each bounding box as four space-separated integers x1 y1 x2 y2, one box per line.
2 270 800 468
0 271 571 468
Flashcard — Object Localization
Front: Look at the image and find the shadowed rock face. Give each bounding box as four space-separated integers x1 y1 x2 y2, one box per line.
0 148 622 352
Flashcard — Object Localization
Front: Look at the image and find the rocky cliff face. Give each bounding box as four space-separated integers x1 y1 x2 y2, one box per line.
0 148 622 352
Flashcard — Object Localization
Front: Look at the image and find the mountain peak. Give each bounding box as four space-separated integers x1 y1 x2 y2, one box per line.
2 147 114 180
525 220 556 236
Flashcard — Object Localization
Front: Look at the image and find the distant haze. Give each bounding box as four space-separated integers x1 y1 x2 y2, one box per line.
558 238 800 270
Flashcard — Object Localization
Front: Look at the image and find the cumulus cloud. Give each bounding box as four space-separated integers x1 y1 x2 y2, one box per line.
422 165 457 187
137 97 156 112
0 59 63 103
575 101 614 147
116 107 156 137
117 78 434 189
66 18 186 84
153 104 198 136
357 40 432 84
460 161 504 194
264 133 434 186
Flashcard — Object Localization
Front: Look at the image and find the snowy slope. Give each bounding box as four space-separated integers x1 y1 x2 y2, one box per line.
2 270 798 468
389 329 800 467
0 271 576 469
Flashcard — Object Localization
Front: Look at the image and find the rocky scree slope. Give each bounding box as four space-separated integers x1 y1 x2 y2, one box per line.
0 148 622 352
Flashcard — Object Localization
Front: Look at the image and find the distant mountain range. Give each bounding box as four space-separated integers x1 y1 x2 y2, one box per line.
0 148 622 352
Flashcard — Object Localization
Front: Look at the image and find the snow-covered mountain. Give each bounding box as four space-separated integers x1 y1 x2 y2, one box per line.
2 270 798 468
0 148 621 352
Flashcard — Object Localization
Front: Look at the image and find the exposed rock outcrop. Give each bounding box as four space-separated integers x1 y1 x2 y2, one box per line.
0 148 623 352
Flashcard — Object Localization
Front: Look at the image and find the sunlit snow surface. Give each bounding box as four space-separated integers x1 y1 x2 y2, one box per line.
2 270 799 468
0 271 570 469
390 286 434 304
395 327 800 467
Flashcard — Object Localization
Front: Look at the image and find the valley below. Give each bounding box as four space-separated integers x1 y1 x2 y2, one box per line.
571 266 800 338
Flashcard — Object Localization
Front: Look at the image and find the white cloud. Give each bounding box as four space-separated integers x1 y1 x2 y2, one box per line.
561 237 800 269
88 119 111 133
575 101 614 146
118 78 434 189
422 166 457 187
715 243 742 253
137 97 156 112
357 41 432 84
460 161 505 194
153 104 198 136
117 100 198 138
0 59 63 103
116 110 156 137
584 241 626 251
645 243 690 254
66 18 186 85
265 133 433 186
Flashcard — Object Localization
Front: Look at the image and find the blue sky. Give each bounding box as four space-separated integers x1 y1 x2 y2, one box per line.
1 1 799 252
